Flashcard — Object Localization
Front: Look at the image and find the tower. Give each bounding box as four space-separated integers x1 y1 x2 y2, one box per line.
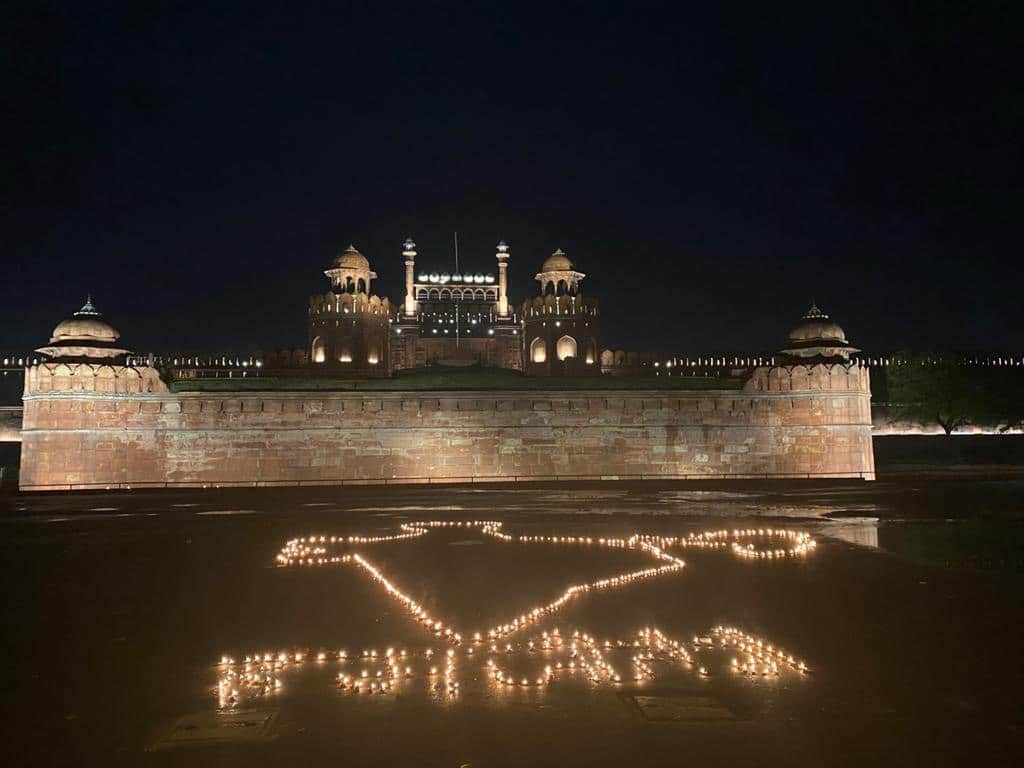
496 240 510 317
403 237 417 317
308 245 391 377
26 296 167 397
520 249 600 376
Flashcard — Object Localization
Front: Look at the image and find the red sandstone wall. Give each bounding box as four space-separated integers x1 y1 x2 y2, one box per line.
20 363 874 490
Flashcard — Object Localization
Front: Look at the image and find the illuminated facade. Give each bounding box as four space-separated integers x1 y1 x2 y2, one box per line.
303 242 861 380
390 239 522 371
521 249 600 376
307 246 392 378
306 239 599 376
20 291 876 490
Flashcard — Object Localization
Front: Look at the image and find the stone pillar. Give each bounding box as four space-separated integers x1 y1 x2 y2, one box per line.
496 240 510 317
403 238 417 317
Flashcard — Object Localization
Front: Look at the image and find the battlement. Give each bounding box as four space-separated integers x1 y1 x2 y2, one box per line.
520 294 599 318
24 362 169 395
308 292 392 318
743 362 871 393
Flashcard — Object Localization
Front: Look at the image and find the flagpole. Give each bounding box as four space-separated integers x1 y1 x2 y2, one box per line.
454 231 460 349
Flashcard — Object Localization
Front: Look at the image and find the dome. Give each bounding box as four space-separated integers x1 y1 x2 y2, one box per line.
541 248 573 272
37 297 132 362
778 303 859 362
333 244 370 270
49 298 120 344
787 304 847 344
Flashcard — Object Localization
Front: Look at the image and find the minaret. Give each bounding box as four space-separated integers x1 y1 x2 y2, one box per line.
496 239 510 317
403 237 417 317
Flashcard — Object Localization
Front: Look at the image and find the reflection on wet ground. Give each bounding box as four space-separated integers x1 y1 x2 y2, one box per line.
1 478 1022 766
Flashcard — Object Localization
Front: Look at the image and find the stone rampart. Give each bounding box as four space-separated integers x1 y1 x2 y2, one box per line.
0 407 22 442
24 362 169 395
18 361 874 490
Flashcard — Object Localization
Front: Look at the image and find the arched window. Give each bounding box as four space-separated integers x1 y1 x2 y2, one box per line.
557 279 567 295
556 335 577 361
357 278 366 293
530 337 547 363
311 336 326 364
417 288 428 300
428 289 440 300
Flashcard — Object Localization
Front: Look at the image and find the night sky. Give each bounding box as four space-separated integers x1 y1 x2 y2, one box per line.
5 2 1020 355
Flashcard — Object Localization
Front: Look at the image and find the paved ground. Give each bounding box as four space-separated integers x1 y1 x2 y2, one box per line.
1 472 1022 767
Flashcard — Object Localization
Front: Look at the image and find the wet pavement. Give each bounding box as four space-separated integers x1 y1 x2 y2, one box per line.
1 477 1022 767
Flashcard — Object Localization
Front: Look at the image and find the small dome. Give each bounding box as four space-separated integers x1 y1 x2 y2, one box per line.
787 303 846 344
541 248 572 272
333 244 370 270
50 298 120 344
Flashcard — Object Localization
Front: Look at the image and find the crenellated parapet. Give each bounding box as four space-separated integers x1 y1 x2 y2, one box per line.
260 348 309 369
24 362 169 395
308 291 392 318
599 349 652 374
743 361 871 394
519 293 600 318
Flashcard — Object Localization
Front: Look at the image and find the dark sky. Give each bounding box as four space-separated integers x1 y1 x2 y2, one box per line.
4 1 1021 355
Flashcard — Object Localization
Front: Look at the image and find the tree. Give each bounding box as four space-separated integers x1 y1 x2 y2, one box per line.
885 353 998 435
992 366 1024 433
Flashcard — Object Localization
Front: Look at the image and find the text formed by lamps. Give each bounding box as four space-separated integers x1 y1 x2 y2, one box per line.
215 520 817 710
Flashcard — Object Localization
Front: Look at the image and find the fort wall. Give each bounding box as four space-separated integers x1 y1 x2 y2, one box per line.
19 362 874 490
